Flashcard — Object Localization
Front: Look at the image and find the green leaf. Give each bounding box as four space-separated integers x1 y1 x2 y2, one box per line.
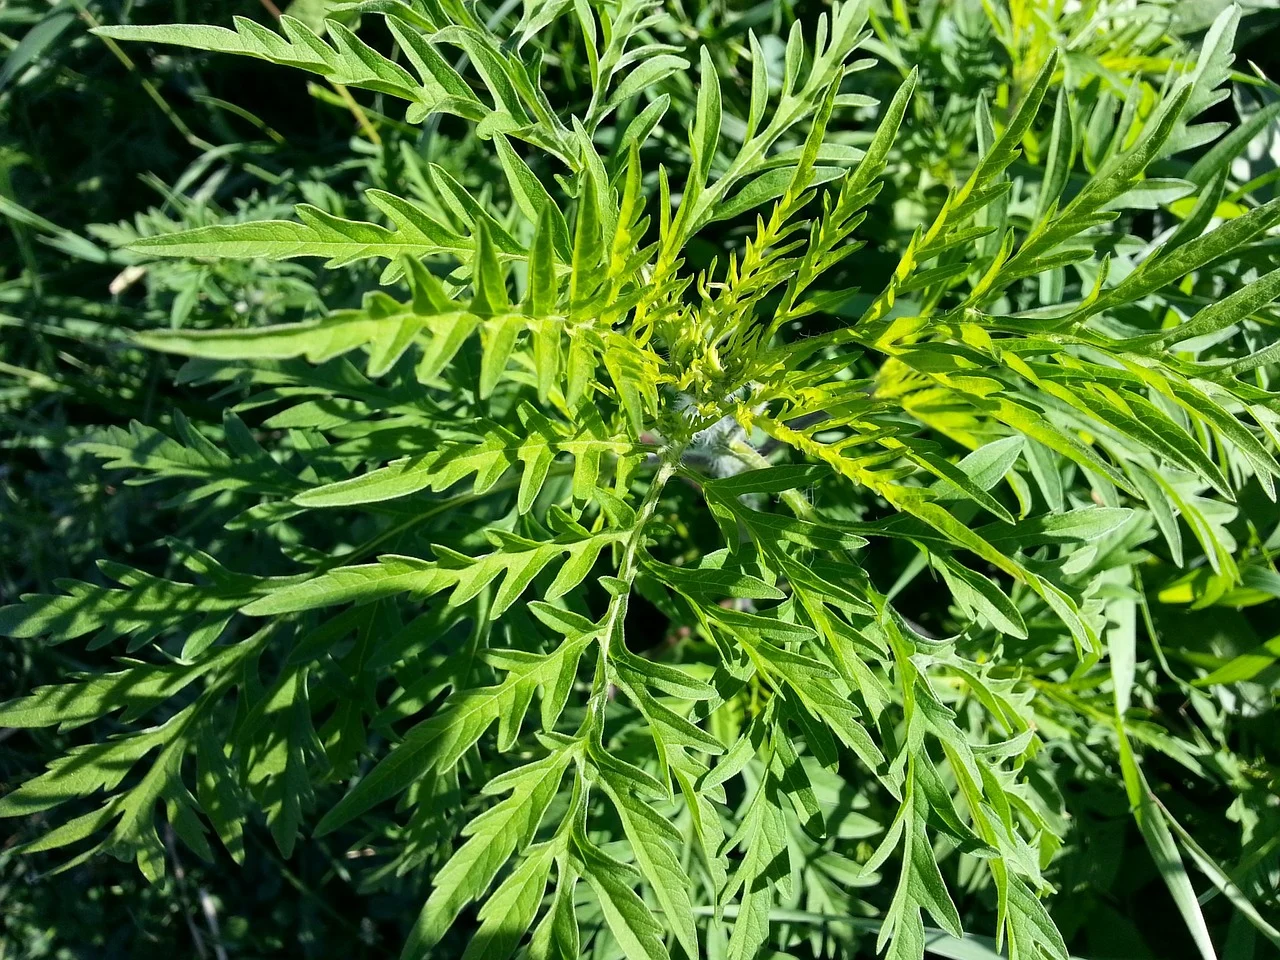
933 555 1027 639
196 727 247 864
528 863 579 960
1137 267 1280 349
1153 796 1280 951
0 641 245 730
598 770 699 960
605 54 688 111
1090 196 1280 317
126 192 468 266
403 749 574 956
578 837 670 960
1117 728 1218 960
723 774 789 960
704 463 832 497
318 636 588 837
241 555 447 616
980 507 1133 547
293 416 630 511
1036 87 1075 222
95 14 493 129
461 848 553 960
242 665 319 857
690 47 722 190
643 556 784 600
1193 634 1280 686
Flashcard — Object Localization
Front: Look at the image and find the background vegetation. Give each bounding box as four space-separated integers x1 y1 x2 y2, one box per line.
2 1 1280 958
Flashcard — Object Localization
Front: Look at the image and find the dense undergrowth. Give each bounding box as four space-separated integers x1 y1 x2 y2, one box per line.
3 1 1280 959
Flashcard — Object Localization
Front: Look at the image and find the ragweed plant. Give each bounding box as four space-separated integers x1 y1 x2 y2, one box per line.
3 2 1280 958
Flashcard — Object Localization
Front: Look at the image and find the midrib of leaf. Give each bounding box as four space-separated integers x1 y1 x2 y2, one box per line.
126 217 469 265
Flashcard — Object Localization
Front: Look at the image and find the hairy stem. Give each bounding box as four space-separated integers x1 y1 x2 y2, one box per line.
586 448 683 731
601 453 680 656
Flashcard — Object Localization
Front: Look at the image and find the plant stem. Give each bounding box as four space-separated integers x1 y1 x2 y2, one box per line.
600 452 679 657
69 0 215 152
586 448 682 731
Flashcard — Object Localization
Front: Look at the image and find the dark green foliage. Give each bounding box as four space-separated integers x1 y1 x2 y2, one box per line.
3 2 1280 959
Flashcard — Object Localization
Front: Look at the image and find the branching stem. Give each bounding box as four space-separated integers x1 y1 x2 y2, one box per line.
587 448 683 727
